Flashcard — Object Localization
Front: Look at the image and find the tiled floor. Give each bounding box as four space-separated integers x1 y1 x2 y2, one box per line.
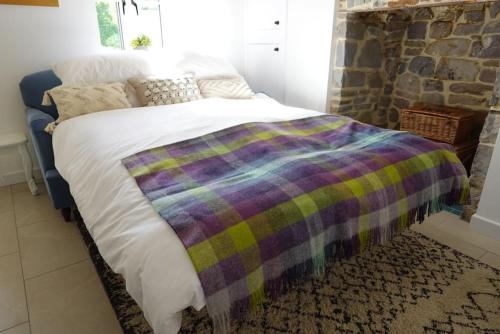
0 183 121 334
0 182 499 334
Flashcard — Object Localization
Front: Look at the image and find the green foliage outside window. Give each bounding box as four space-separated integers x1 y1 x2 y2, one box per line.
96 1 121 49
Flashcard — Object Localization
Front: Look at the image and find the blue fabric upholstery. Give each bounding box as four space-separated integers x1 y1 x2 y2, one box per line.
19 70 61 119
21 71 73 209
45 169 73 209
26 108 55 172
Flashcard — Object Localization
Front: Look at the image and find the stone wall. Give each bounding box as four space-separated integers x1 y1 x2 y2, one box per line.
339 0 493 12
379 11 413 127
389 2 500 128
330 1 500 129
331 12 394 127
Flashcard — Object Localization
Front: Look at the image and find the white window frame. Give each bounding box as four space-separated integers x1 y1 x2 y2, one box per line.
97 0 164 50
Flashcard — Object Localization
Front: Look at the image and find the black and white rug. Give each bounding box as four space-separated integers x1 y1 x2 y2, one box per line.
76 218 500 333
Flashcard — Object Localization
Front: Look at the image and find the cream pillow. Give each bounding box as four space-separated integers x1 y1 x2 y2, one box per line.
42 82 131 133
197 76 255 99
128 75 202 107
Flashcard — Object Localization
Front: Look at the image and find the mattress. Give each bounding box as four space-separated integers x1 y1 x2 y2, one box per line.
53 96 322 333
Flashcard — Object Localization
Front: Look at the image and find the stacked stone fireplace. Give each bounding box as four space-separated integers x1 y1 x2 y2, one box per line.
331 1 500 128
330 0 500 219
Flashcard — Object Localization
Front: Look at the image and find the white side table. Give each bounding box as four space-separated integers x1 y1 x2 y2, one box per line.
0 132 39 196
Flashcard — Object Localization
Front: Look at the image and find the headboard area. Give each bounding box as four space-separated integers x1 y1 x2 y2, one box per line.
19 70 61 119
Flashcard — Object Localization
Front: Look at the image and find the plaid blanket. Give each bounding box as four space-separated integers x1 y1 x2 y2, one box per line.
123 115 469 331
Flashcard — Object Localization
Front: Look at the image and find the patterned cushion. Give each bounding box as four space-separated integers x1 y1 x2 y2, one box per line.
42 83 131 122
128 75 202 107
197 76 254 99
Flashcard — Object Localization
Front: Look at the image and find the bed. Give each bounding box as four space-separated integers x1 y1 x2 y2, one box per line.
53 96 317 332
52 93 469 333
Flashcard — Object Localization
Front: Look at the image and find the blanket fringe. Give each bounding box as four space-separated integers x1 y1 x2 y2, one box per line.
212 311 231 334
209 187 470 333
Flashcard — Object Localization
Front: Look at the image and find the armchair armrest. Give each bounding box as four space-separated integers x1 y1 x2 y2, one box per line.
26 108 55 172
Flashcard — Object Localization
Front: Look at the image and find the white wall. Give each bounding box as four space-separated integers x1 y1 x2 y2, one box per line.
161 0 245 74
0 0 102 186
284 0 335 112
471 134 500 240
0 0 246 186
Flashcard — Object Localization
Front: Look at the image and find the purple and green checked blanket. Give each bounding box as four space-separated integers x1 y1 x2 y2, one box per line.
122 115 469 331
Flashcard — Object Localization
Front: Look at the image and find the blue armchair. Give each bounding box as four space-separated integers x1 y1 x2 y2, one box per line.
19 70 74 220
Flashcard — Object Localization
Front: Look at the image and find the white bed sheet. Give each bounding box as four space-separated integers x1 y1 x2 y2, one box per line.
53 97 322 333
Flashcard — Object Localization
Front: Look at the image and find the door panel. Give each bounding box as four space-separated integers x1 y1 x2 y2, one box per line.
246 0 286 32
246 29 283 45
245 44 285 103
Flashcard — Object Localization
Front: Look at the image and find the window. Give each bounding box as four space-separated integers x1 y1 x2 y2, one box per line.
95 0 163 50
96 1 122 49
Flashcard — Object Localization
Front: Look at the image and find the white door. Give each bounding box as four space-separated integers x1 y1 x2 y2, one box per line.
246 44 285 102
245 0 287 103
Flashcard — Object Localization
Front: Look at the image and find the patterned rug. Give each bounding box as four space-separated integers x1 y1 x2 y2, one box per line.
75 218 500 334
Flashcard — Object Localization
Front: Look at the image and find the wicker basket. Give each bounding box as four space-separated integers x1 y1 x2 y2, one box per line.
400 105 475 144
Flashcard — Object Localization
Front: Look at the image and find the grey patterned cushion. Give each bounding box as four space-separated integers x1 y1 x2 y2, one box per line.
128 75 202 107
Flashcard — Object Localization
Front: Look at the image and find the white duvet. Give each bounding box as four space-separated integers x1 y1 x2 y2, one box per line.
53 97 322 333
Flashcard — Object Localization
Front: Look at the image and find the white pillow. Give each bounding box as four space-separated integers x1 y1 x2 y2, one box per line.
52 51 155 86
52 51 188 107
176 52 240 79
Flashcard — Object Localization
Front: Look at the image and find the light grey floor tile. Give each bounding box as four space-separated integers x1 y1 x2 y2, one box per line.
479 252 500 270
13 192 63 228
26 260 122 334
0 322 30 334
0 254 28 332
18 220 89 279
411 223 488 260
0 186 13 214
425 212 500 256
0 211 18 257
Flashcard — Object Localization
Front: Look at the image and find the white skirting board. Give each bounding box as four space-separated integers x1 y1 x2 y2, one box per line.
471 214 500 241
0 168 42 187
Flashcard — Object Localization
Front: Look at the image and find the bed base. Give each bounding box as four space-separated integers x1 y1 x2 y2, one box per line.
61 206 82 222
